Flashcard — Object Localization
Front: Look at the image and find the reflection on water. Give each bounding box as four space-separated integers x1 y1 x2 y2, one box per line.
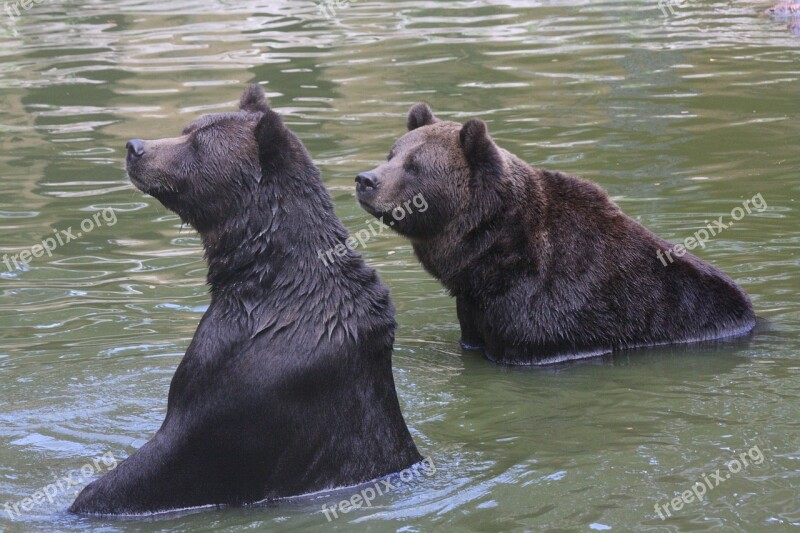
0 1 799 531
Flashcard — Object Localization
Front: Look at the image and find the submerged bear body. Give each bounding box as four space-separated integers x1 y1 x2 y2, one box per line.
70 86 420 515
357 105 756 365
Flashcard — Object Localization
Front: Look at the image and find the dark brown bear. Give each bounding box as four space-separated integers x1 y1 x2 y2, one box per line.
69 86 421 515
356 104 756 365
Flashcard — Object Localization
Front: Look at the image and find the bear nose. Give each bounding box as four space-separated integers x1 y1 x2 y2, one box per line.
355 172 378 191
126 139 145 158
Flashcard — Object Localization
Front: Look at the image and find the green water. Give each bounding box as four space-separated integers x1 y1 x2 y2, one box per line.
1 1 798 531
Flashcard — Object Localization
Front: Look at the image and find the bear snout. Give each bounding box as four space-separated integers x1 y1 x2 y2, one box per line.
126 139 145 159
355 171 379 192
125 139 149 190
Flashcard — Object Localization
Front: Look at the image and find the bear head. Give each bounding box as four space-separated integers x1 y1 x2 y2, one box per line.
126 85 314 235
356 103 507 240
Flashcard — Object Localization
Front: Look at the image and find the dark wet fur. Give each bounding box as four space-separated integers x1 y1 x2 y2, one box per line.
69 86 420 515
357 104 756 365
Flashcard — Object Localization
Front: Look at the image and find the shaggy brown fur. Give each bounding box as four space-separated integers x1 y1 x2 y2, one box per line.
357 104 756 365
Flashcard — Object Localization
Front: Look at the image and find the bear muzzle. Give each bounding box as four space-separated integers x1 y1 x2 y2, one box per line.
126 138 145 158
125 139 153 192
355 171 381 211
355 171 379 192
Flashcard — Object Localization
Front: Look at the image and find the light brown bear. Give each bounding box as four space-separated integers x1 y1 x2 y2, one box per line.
356 104 756 365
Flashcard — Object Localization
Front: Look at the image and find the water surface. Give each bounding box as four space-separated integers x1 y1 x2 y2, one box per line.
1 1 799 531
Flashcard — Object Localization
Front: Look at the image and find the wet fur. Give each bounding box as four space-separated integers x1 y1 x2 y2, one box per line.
357 104 756 365
69 86 421 515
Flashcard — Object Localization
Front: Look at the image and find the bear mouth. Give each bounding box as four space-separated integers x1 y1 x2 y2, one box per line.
126 162 154 195
126 161 175 199
126 167 147 191
356 191 385 219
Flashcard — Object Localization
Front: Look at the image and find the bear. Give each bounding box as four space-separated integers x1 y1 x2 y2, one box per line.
69 85 421 515
355 103 756 365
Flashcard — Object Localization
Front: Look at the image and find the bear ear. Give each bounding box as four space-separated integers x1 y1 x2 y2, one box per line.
460 119 502 176
407 103 438 131
255 108 291 178
240 84 270 113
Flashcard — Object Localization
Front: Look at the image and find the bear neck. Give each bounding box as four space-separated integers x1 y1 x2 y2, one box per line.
414 159 547 299
201 169 349 296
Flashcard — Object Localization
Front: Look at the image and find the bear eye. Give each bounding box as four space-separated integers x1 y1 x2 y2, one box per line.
403 160 421 174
